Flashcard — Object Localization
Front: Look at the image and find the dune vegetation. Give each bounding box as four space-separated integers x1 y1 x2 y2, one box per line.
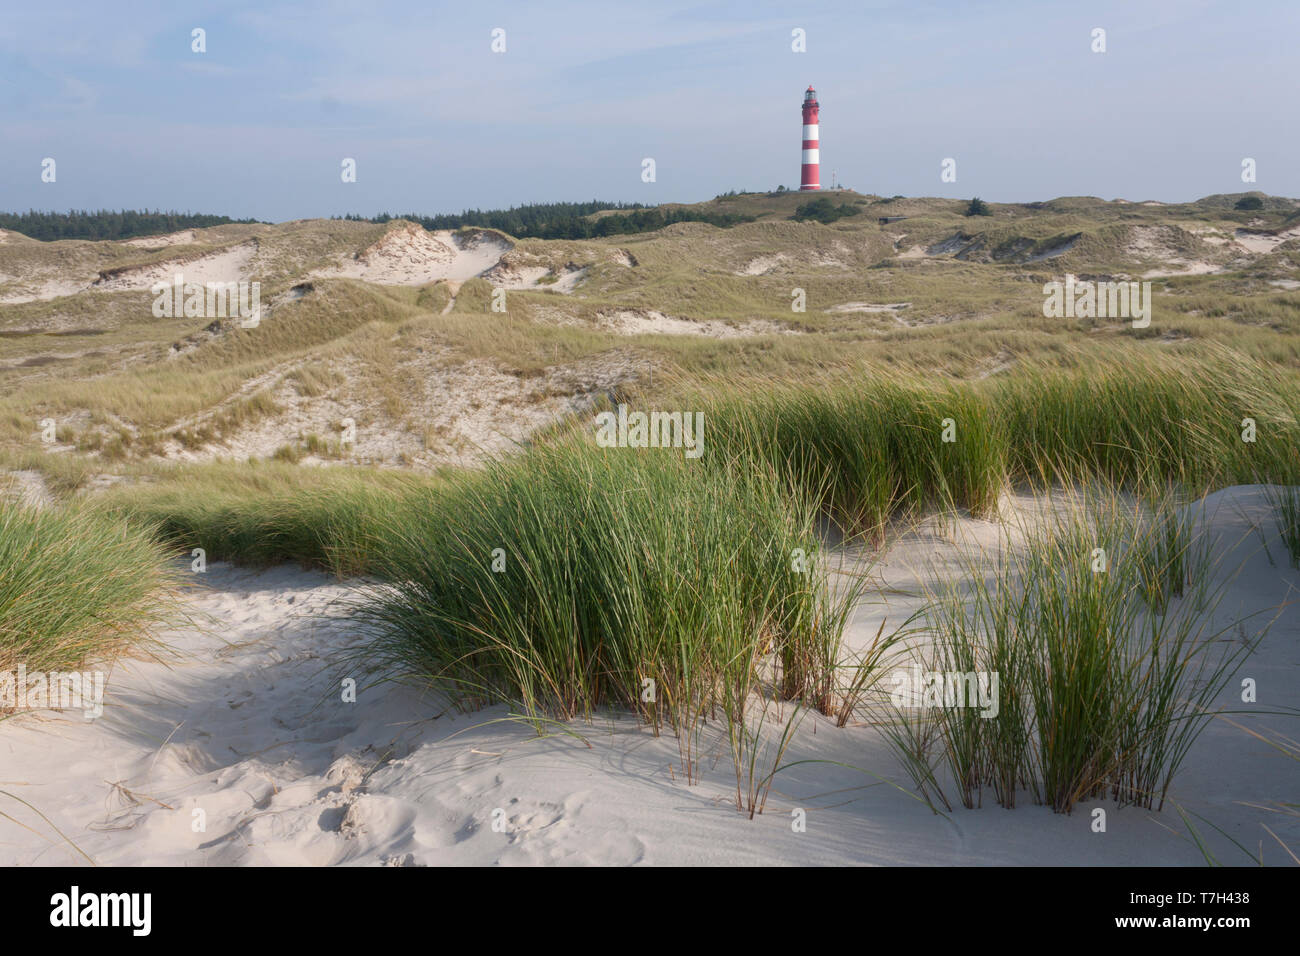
0 502 175 673
3 192 1298 819
695 350 1300 539
884 483 1248 815
354 440 860 729
96 461 437 578
5 355 1297 819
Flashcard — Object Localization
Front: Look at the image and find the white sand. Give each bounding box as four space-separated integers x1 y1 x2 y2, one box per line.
599 309 791 338
485 262 588 294
0 273 97 304
896 244 929 259
1141 261 1221 279
93 243 258 293
123 230 197 249
181 354 640 468
827 301 910 314
487 264 552 289
0 235 253 303
0 470 53 509
548 266 589 294
314 225 511 286
737 254 789 276
1 486 1296 866
1124 224 1225 278
1234 226 1300 255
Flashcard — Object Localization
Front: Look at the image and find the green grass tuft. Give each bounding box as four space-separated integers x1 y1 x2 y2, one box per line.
0 502 175 669
352 439 865 735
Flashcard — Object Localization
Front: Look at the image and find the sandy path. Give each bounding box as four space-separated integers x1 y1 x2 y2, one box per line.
1 487 1296 866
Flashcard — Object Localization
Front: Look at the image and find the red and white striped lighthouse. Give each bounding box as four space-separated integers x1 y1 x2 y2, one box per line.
800 85 820 191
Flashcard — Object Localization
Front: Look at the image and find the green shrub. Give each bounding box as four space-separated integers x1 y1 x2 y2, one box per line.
792 197 859 224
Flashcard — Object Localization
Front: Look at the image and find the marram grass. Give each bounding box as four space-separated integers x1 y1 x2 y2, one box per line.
73 358 1296 813
352 438 868 734
1265 485 1300 569
100 462 438 578
0 501 176 671
85 352 1300 574
882 480 1252 815
692 351 1300 539
691 376 1003 540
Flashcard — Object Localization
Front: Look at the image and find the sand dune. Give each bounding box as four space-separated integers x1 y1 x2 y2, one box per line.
93 242 259 292
0 276 91 304
1 486 1294 866
1234 226 1300 254
313 224 511 286
123 230 197 249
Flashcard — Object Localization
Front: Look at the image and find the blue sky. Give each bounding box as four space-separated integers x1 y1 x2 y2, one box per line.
2 0 1295 221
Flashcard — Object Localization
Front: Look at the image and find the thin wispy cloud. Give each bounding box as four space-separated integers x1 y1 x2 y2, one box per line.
0 0 1295 219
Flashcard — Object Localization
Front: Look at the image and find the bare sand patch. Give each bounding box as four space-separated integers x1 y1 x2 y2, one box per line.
1234 226 1300 254
487 264 552 289
123 230 197 249
93 242 258 292
1126 225 1224 278
0 276 93 304
314 224 510 286
599 309 793 338
0 470 52 509
736 253 789 276
928 234 973 256
827 302 911 314
548 266 589 293
1142 261 1221 278
486 258 588 294
161 351 648 469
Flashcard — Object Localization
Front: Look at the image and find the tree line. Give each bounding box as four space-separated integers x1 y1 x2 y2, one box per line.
337 200 755 239
0 201 758 243
0 209 261 241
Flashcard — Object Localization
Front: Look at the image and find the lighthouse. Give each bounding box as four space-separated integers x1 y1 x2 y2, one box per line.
800 86 820 191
